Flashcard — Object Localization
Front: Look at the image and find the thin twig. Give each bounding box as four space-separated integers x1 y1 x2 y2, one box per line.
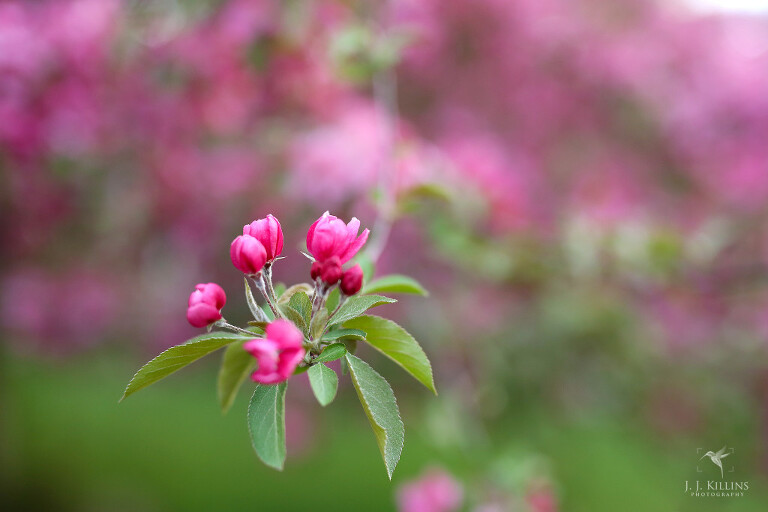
216 321 257 337
263 264 278 303
251 274 280 318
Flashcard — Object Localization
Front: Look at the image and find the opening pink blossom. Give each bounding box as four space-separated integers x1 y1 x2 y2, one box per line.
306 211 369 264
243 319 305 385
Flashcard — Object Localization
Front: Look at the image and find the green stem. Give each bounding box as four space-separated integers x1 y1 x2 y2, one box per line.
216 320 257 337
326 296 346 322
252 274 280 319
264 264 278 303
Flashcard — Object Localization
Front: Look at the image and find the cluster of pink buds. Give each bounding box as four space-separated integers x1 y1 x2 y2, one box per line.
184 212 369 384
230 213 283 276
307 211 368 295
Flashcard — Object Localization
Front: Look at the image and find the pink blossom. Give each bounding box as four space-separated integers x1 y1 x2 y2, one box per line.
230 235 268 275
340 264 364 296
306 211 369 264
397 468 463 512
244 320 305 384
186 283 226 328
243 214 284 263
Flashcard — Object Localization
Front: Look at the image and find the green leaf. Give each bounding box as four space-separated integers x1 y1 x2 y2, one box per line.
345 353 404 479
308 363 338 407
314 343 347 363
344 315 436 394
121 332 247 401
321 329 366 342
245 278 269 322
278 304 307 334
310 307 328 340
263 303 275 321
362 275 428 296
329 295 397 327
288 291 312 324
217 341 255 413
247 383 287 470
325 288 340 314
278 283 313 305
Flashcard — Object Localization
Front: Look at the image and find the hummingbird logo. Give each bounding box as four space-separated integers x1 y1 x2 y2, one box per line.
700 446 732 478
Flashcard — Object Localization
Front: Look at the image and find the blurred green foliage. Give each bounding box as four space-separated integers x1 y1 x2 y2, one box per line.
3 348 767 511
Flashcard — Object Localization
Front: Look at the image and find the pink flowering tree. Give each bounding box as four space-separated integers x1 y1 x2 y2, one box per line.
121 213 435 477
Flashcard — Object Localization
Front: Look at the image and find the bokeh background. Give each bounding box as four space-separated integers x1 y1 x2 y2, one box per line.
3 0 768 510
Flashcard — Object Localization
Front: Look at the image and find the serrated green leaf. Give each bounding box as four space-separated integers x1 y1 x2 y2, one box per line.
329 295 397 327
362 275 428 296
345 353 404 479
310 307 328 340
247 383 287 470
278 283 313 305
273 283 286 297
121 332 247 400
278 304 307 334
245 278 269 322
217 341 255 413
288 291 312 324
344 315 436 394
321 329 367 342
263 303 275 321
308 363 338 407
314 343 347 363
325 287 340 314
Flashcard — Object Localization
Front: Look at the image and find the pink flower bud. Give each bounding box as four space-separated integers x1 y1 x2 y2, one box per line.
320 256 342 285
310 261 322 281
243 214 283 262
243 319 305 384
186 282 226 328
230 235 267 275
306 211 369 264
340 264 364 295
